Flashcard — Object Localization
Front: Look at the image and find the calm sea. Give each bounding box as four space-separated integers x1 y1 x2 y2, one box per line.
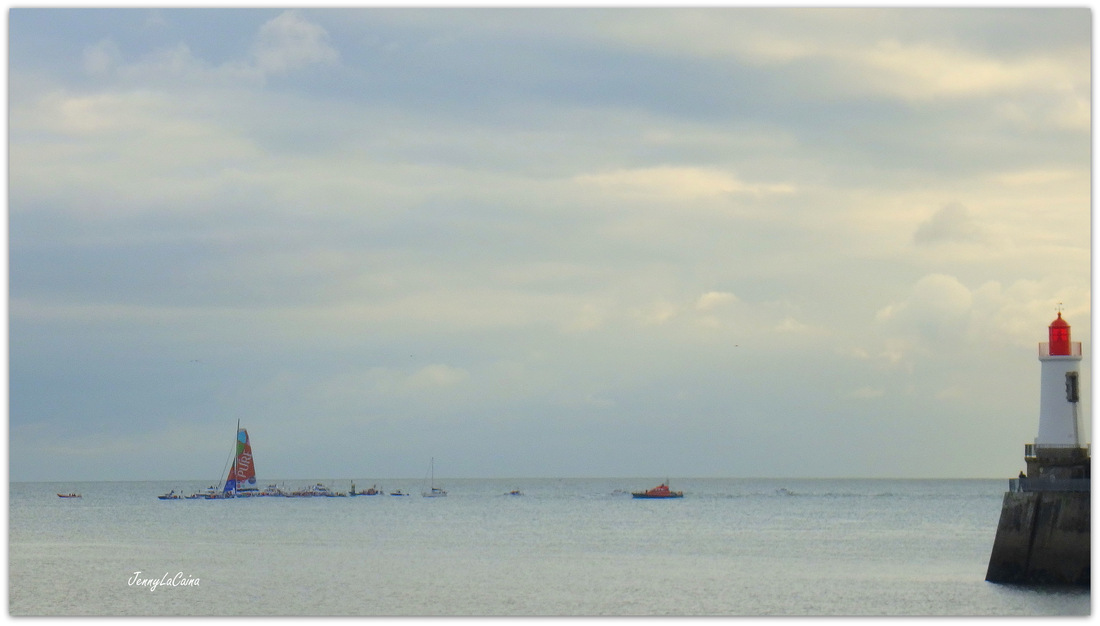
8 478 1090 616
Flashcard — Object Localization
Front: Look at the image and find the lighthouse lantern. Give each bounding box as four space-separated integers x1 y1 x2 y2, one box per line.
1049 312 1071 356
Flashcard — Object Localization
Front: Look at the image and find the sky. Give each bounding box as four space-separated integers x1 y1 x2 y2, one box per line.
8 8 1092 482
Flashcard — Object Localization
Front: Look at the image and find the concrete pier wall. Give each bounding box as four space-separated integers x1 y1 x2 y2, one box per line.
985 490 1090 585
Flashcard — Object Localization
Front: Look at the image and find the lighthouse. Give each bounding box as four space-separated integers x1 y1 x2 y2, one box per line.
1025 311 1088 481
1034 311 1082 448
986 310 1090 586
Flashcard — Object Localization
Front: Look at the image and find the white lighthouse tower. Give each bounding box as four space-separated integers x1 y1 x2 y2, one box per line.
1024 309 1088 482
1035 311 1082 447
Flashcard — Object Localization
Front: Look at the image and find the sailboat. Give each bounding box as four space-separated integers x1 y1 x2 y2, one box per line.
223 424 259 497
185 422 258 499
422 457 447 497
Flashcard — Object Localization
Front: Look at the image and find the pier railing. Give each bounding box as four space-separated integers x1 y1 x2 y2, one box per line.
1009 478 1091 493
1024 443 1090 459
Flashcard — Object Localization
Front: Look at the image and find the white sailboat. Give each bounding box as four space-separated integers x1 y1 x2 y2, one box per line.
422 457 447 497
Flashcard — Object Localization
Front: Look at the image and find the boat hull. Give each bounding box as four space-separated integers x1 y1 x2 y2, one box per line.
631 482 683 498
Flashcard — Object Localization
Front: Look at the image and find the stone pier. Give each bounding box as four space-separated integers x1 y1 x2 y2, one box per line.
985 449 1090 586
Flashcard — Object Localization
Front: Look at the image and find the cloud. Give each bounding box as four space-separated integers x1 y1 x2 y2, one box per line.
913 202 981 245
992 169 1080 187
875 273 974 343
82 39 122 75
775 317 813 334
935 386 964 400
846 386 885 399
854 39 1083 101
306 364 472 413
869 272 1092 363
592 9 1087 122
574 166 795 201
7 9 1090 480
633 300 681 326
76 11 337 86
251 10 339 74
695 291 738 311
628 291 744 329
563 303 608 333
405 364 470 390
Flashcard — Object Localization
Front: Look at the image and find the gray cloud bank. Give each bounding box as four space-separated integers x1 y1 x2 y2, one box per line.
9 8 1091 481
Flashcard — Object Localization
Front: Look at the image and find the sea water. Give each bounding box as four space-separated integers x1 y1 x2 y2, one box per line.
8 478 1090 616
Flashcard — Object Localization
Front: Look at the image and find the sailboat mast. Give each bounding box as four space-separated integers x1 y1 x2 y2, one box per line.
233 420 239 492
232 419 240 495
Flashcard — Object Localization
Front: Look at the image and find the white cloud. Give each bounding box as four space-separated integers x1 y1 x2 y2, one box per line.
633 300 681 326
83 39 122 75
574 166 795 202
875 274 974 346
854 39 1083 102
968 279 1090 349
626 291 746 330
877 274 972 322
564 303 608 333
935 386 964 400
992 169 1080 187
323 364 470 402
251 10 339 74
74 11 338 86
846 386 885 399
775 317 813 334
913 202 981 246
405 364 469 390
594 9 1087 121
695 291 738 311
122 42 212 82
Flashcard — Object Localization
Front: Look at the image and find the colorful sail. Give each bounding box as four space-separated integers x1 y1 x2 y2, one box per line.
223 428 256 493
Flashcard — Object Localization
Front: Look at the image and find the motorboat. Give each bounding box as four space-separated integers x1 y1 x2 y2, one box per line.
631 482 683 499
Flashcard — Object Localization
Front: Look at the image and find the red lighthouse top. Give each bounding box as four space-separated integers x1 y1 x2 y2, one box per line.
1048 312 1071 355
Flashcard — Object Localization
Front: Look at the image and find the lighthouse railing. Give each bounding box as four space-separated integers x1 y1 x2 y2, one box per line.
1010 477 1090 493
1038 342 1082 357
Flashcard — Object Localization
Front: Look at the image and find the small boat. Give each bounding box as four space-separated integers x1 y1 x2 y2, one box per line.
350 483 381 496
506 489 523 496
57 493 81 498
288 483 346 497
631 482 683 499
260 484 287 497
157 490 182 500
422 457 447 497
389 489 409 496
